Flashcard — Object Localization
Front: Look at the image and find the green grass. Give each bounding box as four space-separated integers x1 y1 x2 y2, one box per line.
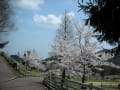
72 76 118 82
71 77 82 82
88 79 118 82
101 85 119 90
19 63 45 77
1 54 45 78
70 76 119 90
2 55 24 77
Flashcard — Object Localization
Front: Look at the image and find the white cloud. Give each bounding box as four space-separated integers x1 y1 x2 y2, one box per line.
66 12 75 17
11 0 44 10
33 12 75 26
33 14 61 26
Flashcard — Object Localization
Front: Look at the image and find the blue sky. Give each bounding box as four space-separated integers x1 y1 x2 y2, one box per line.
2 0 113 59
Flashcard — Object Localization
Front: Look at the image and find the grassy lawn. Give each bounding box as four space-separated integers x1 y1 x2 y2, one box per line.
102 86 119 90
72 76 118 82
71 76 119 90
19 63 45 78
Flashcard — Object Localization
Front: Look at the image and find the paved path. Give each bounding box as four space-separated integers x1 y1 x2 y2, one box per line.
0 56 16 82
0 56 47 90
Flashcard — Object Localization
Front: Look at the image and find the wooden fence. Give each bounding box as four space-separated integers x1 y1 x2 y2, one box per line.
43 74 105 90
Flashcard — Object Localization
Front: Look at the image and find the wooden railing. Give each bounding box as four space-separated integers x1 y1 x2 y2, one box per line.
43 74 105 90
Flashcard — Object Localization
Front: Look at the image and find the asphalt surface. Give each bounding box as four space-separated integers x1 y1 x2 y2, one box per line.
0 56 47 90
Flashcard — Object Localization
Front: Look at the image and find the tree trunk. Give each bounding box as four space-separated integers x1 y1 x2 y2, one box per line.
82 63 86 83
61 68 66 88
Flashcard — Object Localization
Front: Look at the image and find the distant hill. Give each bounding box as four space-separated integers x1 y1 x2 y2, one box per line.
93 55 120 75
43 55 61 62
107 56 120 65
101 65 120 75
10 55 24 63
93 65 120 76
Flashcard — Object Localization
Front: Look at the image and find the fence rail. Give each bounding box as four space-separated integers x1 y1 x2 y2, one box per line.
43 74 105 90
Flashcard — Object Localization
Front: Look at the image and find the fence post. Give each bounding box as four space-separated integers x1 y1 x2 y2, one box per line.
89 83 93 90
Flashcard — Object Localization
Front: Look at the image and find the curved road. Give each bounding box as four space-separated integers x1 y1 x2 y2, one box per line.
0 56 47 90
